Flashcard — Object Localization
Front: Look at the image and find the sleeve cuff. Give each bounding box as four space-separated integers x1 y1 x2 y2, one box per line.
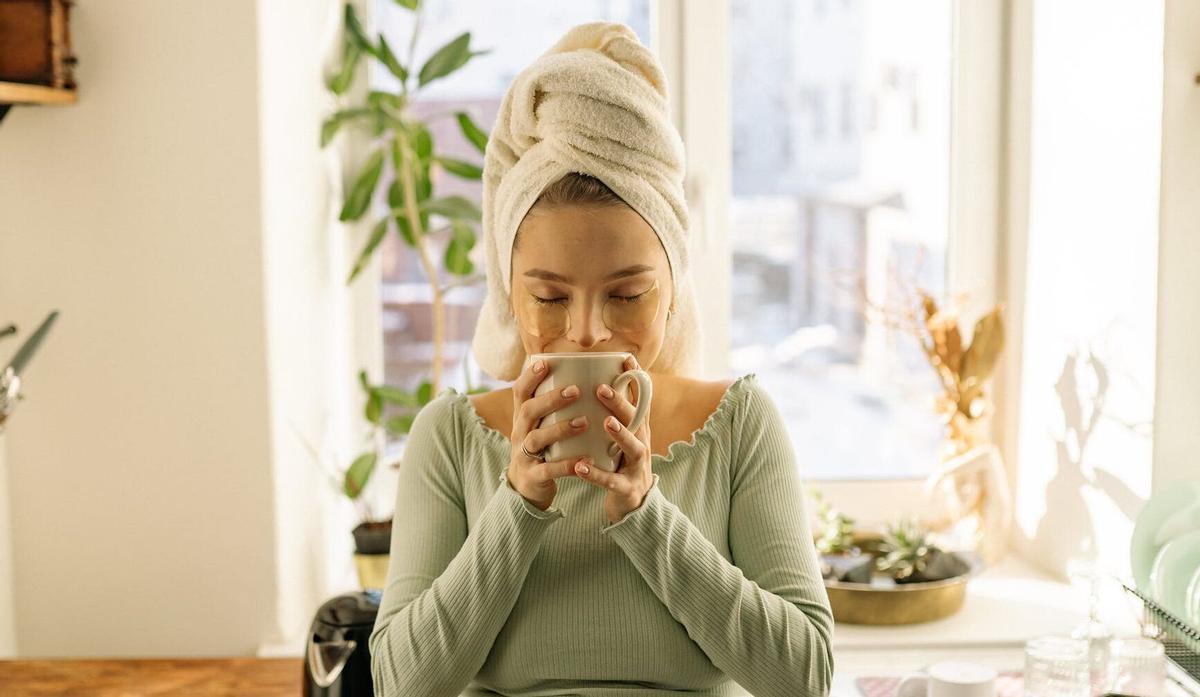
598 472 661 535
498 468 567 520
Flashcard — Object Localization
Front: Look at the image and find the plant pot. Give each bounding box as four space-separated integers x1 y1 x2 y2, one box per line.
817 531 983 625
353 553 390 591
352 519 393 554
352 519 392 591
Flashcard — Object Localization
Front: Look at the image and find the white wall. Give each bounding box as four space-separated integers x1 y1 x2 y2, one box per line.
0 0 372 657
1152 0 1200 491
253 0 387 656
1006 0 1164 581
0 435 15 656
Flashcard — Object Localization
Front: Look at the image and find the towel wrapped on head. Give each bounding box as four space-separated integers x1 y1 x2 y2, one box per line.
470 21 703 382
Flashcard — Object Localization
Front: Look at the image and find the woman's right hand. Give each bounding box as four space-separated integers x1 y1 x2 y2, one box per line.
506 358 593 511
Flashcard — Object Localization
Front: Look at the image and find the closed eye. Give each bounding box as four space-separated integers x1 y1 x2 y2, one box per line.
611 290 649 303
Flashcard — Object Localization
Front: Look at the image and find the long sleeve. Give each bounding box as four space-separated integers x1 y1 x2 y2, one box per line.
598 379 835 697
369 393 567 697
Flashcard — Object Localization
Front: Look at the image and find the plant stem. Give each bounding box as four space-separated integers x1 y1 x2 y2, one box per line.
396 133 444 394
402 3 422 98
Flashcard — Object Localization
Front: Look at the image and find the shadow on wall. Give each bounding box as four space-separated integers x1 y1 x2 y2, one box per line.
1032 347 1150 568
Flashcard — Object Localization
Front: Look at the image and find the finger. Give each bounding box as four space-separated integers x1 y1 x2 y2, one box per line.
575 455 634 494
532 455 594 486
525 414 589 452
596 381 636 426
513 358 549 408
603 414 647 465
517 383 581 434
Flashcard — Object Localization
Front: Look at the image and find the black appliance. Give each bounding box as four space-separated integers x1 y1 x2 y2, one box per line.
303 589 382 697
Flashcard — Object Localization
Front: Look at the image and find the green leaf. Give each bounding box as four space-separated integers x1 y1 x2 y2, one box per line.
434 155 482 180
320 108 371 148
418 33 491 88
365 391 383 424
327 38 362 95
416 169 432 202
467 386 490 394
394 215 417 246
344 451 378 499
377 34 408 82
443 220 476 276
387 180 403 209
385 413 417 435
358 370 371 393
393 0 419 9
420 195 482 222
455 111 488 154
347 217 389 283
366 90 402 112
416 380 433 405
344 4 378 59
339 148 386 222
412 124 433 163
377 385 419 407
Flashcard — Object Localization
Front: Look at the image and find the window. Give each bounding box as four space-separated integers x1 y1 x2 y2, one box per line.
372 0 653 420
372 0 1001 490
728 0 954 480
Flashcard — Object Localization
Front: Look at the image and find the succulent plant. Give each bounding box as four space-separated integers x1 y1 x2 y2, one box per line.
809 485 856 554
875 518 934 581
875 517 973 584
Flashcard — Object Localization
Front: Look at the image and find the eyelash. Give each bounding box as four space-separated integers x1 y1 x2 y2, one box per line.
532 290 648 305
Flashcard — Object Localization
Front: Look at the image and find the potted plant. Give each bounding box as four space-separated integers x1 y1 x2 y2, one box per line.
320 0 492 589
810 484 978 625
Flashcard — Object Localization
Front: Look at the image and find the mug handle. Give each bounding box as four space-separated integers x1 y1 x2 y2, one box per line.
606 368 652 459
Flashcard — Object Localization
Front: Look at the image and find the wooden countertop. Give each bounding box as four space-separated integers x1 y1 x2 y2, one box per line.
0 657 303 696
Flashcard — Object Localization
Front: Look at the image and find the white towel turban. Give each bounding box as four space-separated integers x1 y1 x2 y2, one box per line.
470 21 703 382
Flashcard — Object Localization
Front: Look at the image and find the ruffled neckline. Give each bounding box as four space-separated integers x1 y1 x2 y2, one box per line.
445 373 757 465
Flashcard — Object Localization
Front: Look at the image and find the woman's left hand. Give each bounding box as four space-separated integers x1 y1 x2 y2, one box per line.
575 354 655 524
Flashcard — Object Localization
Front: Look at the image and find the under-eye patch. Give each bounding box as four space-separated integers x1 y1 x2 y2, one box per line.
515 289 571 338
602 278 662 333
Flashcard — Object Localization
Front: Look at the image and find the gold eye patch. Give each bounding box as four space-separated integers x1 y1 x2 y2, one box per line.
515 289 570 338
602 278 662 333
514 279 664 338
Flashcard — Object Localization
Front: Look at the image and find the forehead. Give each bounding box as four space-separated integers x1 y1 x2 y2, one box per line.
513 205 667 278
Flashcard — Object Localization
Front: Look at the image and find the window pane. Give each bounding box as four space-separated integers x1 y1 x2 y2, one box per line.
373 1 652 426
730 0 953 480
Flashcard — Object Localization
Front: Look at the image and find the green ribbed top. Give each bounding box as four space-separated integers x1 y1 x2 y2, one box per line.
369 373 834 697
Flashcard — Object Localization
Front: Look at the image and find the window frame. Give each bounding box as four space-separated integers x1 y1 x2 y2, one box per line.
654 0 1006 521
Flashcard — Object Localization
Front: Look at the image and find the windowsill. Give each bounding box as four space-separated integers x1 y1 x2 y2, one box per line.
832 552 1140 650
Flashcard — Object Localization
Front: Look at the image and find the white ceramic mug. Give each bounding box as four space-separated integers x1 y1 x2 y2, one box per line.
530 352 652 472
897 661 997 697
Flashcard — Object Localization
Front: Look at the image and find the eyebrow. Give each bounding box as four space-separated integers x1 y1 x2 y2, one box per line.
522 264 655 284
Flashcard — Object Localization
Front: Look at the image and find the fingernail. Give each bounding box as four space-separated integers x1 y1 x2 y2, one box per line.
570 416 587 428
598 385 614 399
534 360 546 373
563 384 580 398
577 461 590 475
606 416 620 430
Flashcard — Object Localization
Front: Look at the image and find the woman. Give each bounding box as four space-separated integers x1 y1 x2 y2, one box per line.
370 21 833 697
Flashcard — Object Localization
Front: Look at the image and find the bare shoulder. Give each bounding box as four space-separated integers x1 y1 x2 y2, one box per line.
658 374 739 418
468 387 513 437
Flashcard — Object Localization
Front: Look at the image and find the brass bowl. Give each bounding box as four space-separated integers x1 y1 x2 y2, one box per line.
819 534 984 625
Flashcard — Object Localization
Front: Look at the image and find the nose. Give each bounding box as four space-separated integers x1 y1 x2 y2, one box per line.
567 297 611 349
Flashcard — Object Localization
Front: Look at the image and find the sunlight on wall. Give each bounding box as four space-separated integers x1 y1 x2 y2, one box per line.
1012 0 1163 581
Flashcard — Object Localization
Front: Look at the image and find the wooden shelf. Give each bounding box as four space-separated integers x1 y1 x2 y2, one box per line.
0 81 76 105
